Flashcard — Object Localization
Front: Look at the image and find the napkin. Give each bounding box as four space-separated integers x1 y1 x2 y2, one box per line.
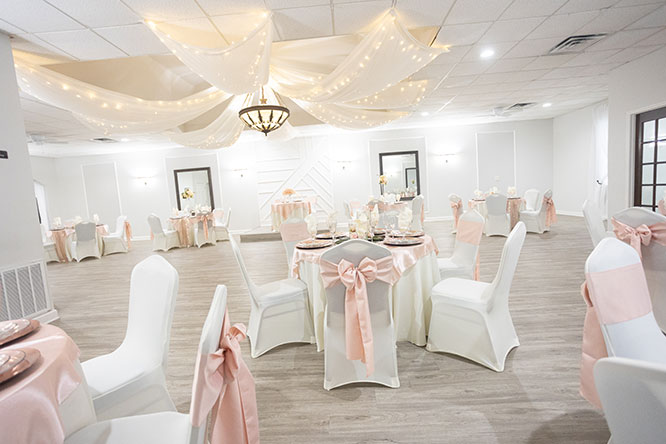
305 213 318 237
398 207 413 231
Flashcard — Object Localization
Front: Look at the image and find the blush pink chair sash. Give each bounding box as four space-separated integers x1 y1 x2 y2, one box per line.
191 310 259 444
611 218 666 257
579 281 606 409
659 199 666 216
0 325 82 444
193 214 214 240
279 221 309 242
124 221 132 248
319 255 395 377
544 197 557 227
170 217 190 246
456 219 484 281
450 201 462 228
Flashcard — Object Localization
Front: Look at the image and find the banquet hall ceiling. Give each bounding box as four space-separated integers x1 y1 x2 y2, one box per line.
2 0 666 151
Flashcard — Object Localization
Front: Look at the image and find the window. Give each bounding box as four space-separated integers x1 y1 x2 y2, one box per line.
634 106 666 211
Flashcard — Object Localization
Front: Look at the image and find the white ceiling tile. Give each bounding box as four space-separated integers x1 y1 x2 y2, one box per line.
121 0 204 21
34 29 126 60
95 23 168 56
431 45 472 63
444 0 513 25
333 1 391 35
578 62 622 75
626 4 666 29
46 0 141 28
507 69 550 81
0 19 26 34
587 27 660 50
437 75 477 88
523 53 577 69
501 0 568 19
395 0 455 27
558 0 621 14
196 0 266 16
615 0 666 6
209 13 269 42
561 49 621 66
448 60 494 76
639 27 666 44
273 6 333 40
12 33 75 58
602 44 662 63
576 4 661 33
527 11 598 39
266 0 329 8
462 41 518 62
479 17 545 43
486 57 536 73
435 22 492 46
540 66 587 79
0 0 84 33
504 37 562 58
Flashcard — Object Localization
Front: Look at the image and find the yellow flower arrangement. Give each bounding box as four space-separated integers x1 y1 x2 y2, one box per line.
379 175 388 185
181 187 195 200
282 188 295 196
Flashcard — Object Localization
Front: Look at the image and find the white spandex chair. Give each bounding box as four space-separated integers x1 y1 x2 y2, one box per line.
427 222 526 371
585 237 666 361
484 193 510 237
449 194 463 233
82 255 179 421
213 208 230 241
228 234 314 358
279 218 310 271
148 214 180 252
41 224 59 263
102 215 129 255
520 189 553 234
71 221 101 262
193 217 215 248
438 210 484 280
613 207 666 332
523 189 540 211
67 285 226 444
410 195 424 231
582 200 614 247
320 240 399 390
595 357 666 444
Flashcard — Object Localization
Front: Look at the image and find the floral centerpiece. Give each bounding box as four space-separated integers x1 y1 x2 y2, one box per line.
474 189 483 199
181 187 194 200
379 175 388 195
282 188 296 201
488 186 498 195
507 186 517 197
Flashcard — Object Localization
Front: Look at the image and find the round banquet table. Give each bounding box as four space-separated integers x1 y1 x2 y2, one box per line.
0 324 96 443
291 235 440 350
169 212 214 247
468 197 524 229
271 200 312 231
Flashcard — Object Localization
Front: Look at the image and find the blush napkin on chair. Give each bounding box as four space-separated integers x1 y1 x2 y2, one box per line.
319 255 396 376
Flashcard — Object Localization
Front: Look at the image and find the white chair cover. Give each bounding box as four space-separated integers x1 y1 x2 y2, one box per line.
81 255 179 421
213 208 231 241
193 216 215 248
228 234 314 358
523 189 540 211
427 222 527 371
582 200 614 247
148 214 180 252
438 210 484 281
279 218 310 271
103 215 129 255
484 194 510 237
41 224 59 263
71 222 101 262
320 239 399 390
410 195 424 231
520 189 553 234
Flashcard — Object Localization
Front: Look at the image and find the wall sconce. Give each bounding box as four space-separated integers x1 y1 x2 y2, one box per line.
234 168 248 178
337 160 352 170
436 153 457 164
135 176 154 186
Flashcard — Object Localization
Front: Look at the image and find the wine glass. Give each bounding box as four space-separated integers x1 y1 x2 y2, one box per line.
328 218 337 241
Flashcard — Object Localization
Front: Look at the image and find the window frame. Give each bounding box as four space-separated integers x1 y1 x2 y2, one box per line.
634 106 666 211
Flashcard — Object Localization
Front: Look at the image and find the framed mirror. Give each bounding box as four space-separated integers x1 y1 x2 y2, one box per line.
174 167 214 210
379 150 420 199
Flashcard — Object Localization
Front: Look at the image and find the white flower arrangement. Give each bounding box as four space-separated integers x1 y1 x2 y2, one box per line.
507 186 517 196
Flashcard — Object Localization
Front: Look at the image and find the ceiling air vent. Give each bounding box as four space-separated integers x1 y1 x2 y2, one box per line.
90 137 118 143
506 102 536 111
548 34 607 54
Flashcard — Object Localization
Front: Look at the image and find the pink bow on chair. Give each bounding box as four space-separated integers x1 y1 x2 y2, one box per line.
450 201 463 228
611 218 666 257
320 255 396 376
191 311 259 444
544 197 557 226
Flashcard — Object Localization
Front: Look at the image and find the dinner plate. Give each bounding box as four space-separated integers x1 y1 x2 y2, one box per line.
315 232 346 240
383 237 424 247
296 239 334 249
399 230 425 237
0 319 40 347
0 348 40 384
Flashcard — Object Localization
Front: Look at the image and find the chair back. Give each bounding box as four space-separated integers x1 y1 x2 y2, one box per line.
228 234 260 304
410 195 424 231
147 214 165 236
188 285 227 444
212 209 225 226
279 218 310 268
486 193 508 215
538 189 553 213
448 194 462 204
223 208 232 229
122 255 179 373
595 357 666 444
585 237 666 362
75 221 97 241
451 210 484 266
113 215 127 238
489 222 526 304
613 207 666 330
583 200 608 247
523 189 540 211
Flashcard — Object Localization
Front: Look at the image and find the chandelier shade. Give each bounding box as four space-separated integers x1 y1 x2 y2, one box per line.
238 88 290 136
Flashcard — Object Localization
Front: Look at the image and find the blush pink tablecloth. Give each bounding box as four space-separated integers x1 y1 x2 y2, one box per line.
169 213 214 247
0 324 95 443
271 201 312 231
291 235 440 349
49 228 74 262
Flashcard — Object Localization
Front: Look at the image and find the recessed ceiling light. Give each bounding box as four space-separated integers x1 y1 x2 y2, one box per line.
420 111 430 117
542 102 552 108
480 49 495 59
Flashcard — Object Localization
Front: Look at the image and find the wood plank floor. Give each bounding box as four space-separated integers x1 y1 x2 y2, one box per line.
48 216 609 443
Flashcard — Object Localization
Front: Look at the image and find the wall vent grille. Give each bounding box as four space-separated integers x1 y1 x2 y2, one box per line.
0 262 50 321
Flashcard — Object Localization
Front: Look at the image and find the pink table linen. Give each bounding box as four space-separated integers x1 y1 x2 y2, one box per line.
320 256 397 376
292 236 440 349
49 228 73 262
169 217 191 247
0 324 90 444
271 201 312 231
190 310 259 444
507 197 524 229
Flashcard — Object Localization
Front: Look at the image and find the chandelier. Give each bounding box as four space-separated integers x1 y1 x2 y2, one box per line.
238 87 290 136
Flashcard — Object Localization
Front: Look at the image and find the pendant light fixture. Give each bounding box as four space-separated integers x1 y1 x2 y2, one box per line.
238 87 290 136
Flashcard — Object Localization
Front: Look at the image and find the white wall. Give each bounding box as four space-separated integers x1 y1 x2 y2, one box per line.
30 117 555 233
608 46 666 217
0 34 43 269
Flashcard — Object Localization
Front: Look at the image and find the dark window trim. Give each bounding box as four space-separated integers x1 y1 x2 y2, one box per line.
634 107 666 210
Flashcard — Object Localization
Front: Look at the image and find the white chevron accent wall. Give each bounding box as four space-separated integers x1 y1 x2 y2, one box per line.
255 137 334 225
